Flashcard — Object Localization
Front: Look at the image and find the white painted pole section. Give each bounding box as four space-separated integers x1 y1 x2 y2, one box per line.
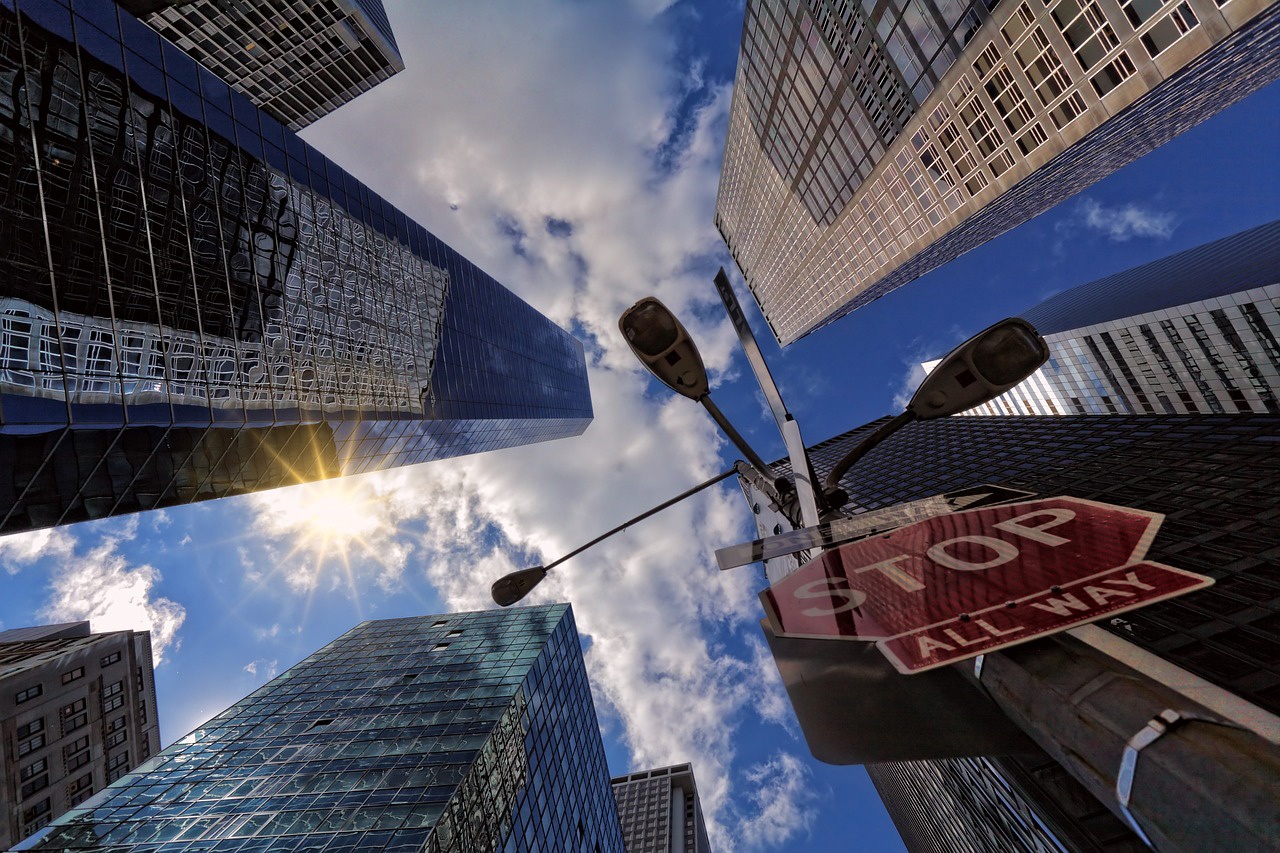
1066 624 1280 744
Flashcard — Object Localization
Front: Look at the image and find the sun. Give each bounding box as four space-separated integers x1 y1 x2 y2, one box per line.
286 479 383 547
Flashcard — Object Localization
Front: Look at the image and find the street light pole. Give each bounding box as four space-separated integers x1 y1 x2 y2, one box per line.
490 466 738 606
618 296 790 494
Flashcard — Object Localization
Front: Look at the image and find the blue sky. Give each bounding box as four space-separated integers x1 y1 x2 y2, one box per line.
1 1 1278 850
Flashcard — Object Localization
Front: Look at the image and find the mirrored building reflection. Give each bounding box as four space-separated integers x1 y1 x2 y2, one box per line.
0 0 592 535
17 605 627 852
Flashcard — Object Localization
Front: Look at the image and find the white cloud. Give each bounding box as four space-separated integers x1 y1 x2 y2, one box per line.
1058 196 1177 244
738 752 820 848
258 3 819 847
39 537 186 665
0 527 76 574
243 658 278 679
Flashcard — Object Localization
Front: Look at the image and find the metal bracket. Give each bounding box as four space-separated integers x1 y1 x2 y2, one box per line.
1116 709 1187 848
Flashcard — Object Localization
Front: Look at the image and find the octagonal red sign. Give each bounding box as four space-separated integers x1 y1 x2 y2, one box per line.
760 496 1213 674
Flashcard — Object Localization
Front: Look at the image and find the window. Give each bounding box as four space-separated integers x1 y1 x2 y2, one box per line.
1141 2 1198 56
64 735 90 763
18 733 45 756
1052 0 1120 70
63 697 88 735
20 758 47 781
20 774 48 799
106 729 128 749
102 680 125 713
22 797 50 829
101 651 122 667
15 685 42 704
17 718 44 738
1091 51 1136 95
61 666 85 685
67 772 94 805
106 750 131 783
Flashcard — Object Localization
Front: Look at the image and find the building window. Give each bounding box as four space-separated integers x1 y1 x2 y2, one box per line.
67 773 94 806
1141 2 1198 57
18 733 45 756
101 651 122 667
17 718 44 739
106 750 131 783
62 697 88 735
102 680 125 713
20 757 47 781
1051 0 1120 70
106 729 128 749
15 684 42 704
64 735 90 772
61 667 85 685
20 772 49 799
1091 51 1137 96
22 798 51 835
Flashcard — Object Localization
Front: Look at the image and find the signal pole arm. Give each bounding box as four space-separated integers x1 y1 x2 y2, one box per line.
699 395 779 486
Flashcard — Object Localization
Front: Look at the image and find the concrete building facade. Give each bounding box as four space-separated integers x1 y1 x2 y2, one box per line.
716 0 1280 344
611 763 712 853
0 622 159 848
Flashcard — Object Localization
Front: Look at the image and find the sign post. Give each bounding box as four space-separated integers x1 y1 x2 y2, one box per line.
760 496 1213 674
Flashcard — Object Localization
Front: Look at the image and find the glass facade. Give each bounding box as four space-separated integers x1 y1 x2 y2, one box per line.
717 0 1280 344
0 0 592 535
960 220 1280 416
123 0 405 130
18 605 626 853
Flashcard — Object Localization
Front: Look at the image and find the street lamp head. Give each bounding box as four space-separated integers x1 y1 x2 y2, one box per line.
619 297 709 400
491 566 549 607
907 318 1048 420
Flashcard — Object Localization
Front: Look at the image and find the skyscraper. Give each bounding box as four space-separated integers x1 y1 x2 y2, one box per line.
744 412 1280 848
18 605 626 852
0 622 160 848
0 1 592 536
118 0 405 130
947 219 1280 416
716 0 1280 344
611 763 713 853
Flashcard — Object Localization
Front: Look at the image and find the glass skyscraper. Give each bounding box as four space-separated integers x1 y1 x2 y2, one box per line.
119 0 405 130
18 604 626 852
716 0 1280 344
0 0 592 536
950 219 1280 416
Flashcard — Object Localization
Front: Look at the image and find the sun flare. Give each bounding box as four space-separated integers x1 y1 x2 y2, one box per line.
284 479 383 548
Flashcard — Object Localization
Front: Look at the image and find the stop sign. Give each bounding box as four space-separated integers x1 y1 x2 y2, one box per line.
760 496 1213 674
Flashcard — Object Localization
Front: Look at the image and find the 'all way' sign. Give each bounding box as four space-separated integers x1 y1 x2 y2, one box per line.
760 496 1213 674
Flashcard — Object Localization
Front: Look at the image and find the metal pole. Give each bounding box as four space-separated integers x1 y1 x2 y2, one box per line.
966 632 1280 849
712 267 823 526
699 396 777 484
543 466 738 573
